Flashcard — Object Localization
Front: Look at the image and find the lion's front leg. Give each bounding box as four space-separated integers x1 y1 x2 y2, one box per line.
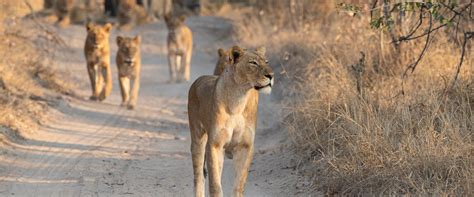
191 130 207 197
232 144 254 197
98 63 112 101
119 76 130 106
87 63 97 100
207 128 229 197
128 75 140 110
167 53 177 83
232 128 255 197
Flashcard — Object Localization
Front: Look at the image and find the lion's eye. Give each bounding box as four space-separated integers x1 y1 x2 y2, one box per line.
249 61 258 66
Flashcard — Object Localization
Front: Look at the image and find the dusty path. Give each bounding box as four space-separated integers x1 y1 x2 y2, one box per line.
0 16 299 196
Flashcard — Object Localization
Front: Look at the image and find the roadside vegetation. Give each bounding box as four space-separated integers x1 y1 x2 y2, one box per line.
218 0 473 195
0 1 72 141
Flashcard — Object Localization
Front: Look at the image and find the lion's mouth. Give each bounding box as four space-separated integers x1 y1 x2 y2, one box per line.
124 59 134 66
254 83 271 90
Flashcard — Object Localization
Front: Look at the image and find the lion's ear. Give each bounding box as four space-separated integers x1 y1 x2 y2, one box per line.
103 23 112 32
256 46 266 56
134 35 141 44
231 46 244 63
86 22 94 31
217 48 225 57
116 36 124 46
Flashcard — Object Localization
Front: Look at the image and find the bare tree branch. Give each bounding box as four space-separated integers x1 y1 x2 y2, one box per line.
449 31 473 89
403 12 433 78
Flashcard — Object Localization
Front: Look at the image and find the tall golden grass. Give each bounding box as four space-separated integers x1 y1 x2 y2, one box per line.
223 0 473 195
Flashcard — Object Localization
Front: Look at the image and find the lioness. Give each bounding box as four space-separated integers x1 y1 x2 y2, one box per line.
188 46 274 197
165 14 193 83
117 0 147 30
116 35 142 110
213 48 231 76
84 23 113 101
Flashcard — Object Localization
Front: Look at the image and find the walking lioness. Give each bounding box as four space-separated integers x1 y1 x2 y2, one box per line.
188 46 274 197
165 14 193 83
116 35 142 110
84 23 113 101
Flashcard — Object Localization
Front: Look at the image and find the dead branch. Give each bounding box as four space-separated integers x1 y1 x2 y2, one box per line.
449 31 473 89
402 12 433 78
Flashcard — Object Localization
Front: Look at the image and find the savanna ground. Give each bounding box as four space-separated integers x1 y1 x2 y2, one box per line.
0 0 473 196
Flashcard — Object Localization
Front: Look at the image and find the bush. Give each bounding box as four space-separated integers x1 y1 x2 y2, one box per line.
223 0 473 195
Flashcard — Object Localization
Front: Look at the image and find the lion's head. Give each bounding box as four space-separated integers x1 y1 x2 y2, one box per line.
86 23 112 48
228 46 274 94
164 14 186 30
117 35 141 66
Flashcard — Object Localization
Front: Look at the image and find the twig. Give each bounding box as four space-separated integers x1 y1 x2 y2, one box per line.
401 12 433 95
398 7 424 43
403 12 433 77
449 31 473 90
395 3 471 43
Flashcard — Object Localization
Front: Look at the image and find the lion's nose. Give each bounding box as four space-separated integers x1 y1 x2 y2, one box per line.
265 73 274 80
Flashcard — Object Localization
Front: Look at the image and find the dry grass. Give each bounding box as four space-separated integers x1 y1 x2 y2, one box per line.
0 1 73 140
221 1 473 195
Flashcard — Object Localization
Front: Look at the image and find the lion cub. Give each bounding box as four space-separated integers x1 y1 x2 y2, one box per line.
84 23 113 101
165 14 193 82
116 35 142 110
188 46 274 197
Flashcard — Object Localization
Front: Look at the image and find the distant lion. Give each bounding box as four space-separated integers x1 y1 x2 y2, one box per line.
55 0 75 27
117 0 147 30
188 46 274 196
116 35 142 110
165 14 193 82
142 0 172 22
84 23 113 101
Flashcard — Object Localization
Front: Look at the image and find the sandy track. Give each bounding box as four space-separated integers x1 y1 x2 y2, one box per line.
0 16 300 196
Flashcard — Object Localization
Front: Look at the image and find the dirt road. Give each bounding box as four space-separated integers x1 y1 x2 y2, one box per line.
0 16 301 196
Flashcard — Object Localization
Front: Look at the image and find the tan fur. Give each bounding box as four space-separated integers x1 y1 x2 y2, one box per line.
188 46 274 197
84 23 113 101
55 0 74 28
70 0 106 24
117 0 147 31
142 0 172 22
213 48 231 76
116 35 142 110
44 0 55 9
165 14 193 83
